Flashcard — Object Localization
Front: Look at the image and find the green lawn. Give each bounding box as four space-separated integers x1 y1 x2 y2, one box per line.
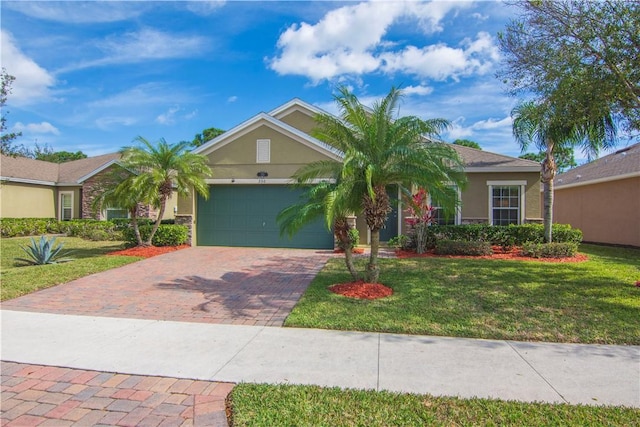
285 244 640 344
0 236 142 301
229 383 639 427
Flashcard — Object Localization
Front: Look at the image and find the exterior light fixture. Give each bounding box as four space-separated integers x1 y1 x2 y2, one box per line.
257 171 268 183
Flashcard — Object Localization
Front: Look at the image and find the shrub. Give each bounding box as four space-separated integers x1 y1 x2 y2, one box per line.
0 218 61 238
435 239 493 256
426 223 582 246
122 224 188 247
388 235 411 250
337 228 359 251
58 220 122 241
521 242 578 258
15 235 74 265
551 224 583 244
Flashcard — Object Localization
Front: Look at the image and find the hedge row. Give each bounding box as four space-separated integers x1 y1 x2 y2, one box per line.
415 223 583 246
1 218 179 243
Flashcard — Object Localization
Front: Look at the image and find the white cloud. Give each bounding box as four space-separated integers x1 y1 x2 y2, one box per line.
186 1 226 16
95 116 138 131
88 83 177 109
381 32 500 81
269 1 488 83
227 96 238 103
57 28 208 72
156 106 181 125
1 30 56 106
13 121 60 135
402 85 434 96
3 2 148 23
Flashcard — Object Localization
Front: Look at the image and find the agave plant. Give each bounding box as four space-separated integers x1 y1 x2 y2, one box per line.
16 236 74 265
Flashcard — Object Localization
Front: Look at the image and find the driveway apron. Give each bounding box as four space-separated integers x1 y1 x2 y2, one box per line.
1 247 332 326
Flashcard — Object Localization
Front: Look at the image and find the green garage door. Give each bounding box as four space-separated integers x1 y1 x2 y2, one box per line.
197 185 334 249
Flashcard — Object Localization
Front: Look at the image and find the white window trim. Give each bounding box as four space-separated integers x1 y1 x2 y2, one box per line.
59 191 73 221
256 139 270 163
487 180 526 225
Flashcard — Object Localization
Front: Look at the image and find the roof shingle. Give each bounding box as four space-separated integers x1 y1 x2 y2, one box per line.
555 143 640 187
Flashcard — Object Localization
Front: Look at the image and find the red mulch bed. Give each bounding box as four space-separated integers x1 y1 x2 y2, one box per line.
329 281 393 300
107 245 190 258
396 246 588 263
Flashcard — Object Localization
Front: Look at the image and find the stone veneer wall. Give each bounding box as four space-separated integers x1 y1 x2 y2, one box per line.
81 168 157 220
175 215 193 245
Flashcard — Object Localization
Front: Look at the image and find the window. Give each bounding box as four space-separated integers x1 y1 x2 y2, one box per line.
59 192 73 221
257 139 270 163
106 208 129 220
430 186 460 225
487 181 526 225
433 207 456 225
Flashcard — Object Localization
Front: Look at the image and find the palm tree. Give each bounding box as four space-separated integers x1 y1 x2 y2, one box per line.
277 176 359 280
311 86 466 283
120 137 212 246
512 99 616 242
91 169 154 246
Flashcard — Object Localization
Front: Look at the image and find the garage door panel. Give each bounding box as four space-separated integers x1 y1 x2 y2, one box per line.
197 185 333 249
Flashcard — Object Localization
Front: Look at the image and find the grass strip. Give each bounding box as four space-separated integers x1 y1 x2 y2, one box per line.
229 383 639 427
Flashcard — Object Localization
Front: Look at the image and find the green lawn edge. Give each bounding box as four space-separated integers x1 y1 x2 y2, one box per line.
285 244 640 345
229 383 640 427
1 237 142 301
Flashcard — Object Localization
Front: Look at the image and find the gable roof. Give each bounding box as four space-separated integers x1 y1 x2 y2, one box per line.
0 152 121 186
195 98 537 172
450 144 541 172
555 142 640 189
193 111 343 161
268 98 329 120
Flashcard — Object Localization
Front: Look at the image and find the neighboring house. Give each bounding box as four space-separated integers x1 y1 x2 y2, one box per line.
553 143 640 247
0 154 177 222
177 99 541 249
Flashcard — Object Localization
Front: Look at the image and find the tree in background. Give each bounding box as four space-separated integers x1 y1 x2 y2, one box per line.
309 86 466 283
119 137 212 246
512 99 616 243
453 139 482 150
191 127 225 148
498 0 639 133
519 147 577 173
30 144 87 163
1 68 23 156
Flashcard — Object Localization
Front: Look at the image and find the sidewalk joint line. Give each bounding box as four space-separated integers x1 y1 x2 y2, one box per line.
376 333 381 391
506 341 569 404
209 325 267 380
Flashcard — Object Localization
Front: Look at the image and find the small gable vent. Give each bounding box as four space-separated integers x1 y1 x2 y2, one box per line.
257 139 270 163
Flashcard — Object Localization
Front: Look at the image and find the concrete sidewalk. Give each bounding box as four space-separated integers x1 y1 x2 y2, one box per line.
2 310 638 408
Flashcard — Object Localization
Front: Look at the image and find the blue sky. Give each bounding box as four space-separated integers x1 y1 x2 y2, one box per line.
0 1 568 159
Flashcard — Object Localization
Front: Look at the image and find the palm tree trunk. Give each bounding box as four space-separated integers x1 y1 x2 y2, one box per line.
542 143 557 243
543 179 554 243
366 229 381 283
334 217 359 281
129 206 144 246
343 247 359 281
146 199 166 246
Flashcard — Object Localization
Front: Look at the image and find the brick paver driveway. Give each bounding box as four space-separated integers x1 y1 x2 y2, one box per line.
2 247 331 326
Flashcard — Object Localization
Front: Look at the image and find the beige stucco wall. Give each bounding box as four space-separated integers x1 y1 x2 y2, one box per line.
0 182 57 218
554 177 640 247
205 124 337 180
161 191 178 220
277 110 317 135
461 172 541 223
